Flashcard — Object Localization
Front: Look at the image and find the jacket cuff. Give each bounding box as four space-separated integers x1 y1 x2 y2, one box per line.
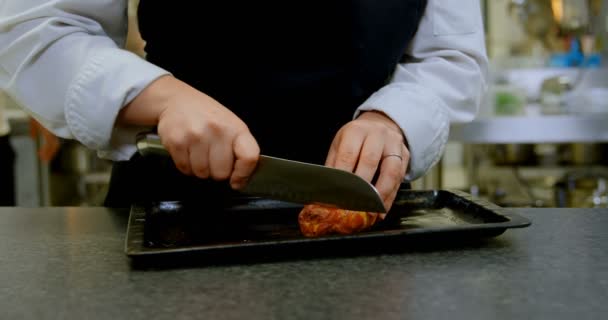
355 83 450 181
65 48 170 151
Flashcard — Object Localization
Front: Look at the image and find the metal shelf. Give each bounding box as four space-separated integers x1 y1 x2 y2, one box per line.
449 114 608 144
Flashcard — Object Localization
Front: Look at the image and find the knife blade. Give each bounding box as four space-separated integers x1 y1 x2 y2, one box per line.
135 132 386 213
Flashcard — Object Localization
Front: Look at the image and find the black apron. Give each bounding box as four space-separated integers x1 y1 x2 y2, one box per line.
104 0 427 207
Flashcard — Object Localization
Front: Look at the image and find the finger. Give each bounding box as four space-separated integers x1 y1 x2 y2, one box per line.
354 133 384 183
382 144 410 212
189 139 210 179
230 132 260 189
332 129 366 173
166 135 192 175
401 143 411 182
324 130 342 167
209 136 235 181
375 151 405 211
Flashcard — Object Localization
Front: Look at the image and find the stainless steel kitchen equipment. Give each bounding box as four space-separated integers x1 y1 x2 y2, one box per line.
554 170 608 208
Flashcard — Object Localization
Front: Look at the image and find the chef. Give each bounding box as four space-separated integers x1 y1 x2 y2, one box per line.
0 0 487 210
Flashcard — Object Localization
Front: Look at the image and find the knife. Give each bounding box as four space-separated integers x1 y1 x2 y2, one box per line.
135 132 386 213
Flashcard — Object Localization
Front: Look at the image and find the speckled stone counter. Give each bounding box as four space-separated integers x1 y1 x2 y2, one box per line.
1 207 607 319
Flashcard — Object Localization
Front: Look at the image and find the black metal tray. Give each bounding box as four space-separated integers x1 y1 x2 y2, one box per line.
125 189 531 265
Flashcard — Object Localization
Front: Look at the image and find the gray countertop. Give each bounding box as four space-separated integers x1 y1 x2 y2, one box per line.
1 207 607 319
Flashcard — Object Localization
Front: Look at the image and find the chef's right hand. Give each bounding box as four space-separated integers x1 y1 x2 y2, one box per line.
118 75 260 190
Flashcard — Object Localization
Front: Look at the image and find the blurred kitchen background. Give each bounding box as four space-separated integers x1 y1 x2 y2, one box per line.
1 0 607 208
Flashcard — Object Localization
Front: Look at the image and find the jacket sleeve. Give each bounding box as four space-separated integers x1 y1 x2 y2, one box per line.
355 0 488 180
0 0 170 159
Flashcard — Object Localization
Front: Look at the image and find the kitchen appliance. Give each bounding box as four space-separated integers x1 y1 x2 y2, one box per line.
550 0 591 33
508 0 558 50
135 132 386 213
554 170 608 207
507 0 593 54
125 189 531 266
488 144 537 166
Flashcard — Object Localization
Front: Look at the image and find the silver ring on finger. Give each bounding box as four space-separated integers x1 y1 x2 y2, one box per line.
382 153 403 161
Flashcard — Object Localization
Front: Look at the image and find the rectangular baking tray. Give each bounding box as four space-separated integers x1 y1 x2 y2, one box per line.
124 189 531 265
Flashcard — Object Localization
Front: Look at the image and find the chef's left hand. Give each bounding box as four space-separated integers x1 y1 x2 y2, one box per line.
326 111 409 212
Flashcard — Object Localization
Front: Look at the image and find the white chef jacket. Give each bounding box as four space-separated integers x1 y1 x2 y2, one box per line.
0 0 488 181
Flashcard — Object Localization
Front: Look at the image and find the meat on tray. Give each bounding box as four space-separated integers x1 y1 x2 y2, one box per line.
298 204 382 237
